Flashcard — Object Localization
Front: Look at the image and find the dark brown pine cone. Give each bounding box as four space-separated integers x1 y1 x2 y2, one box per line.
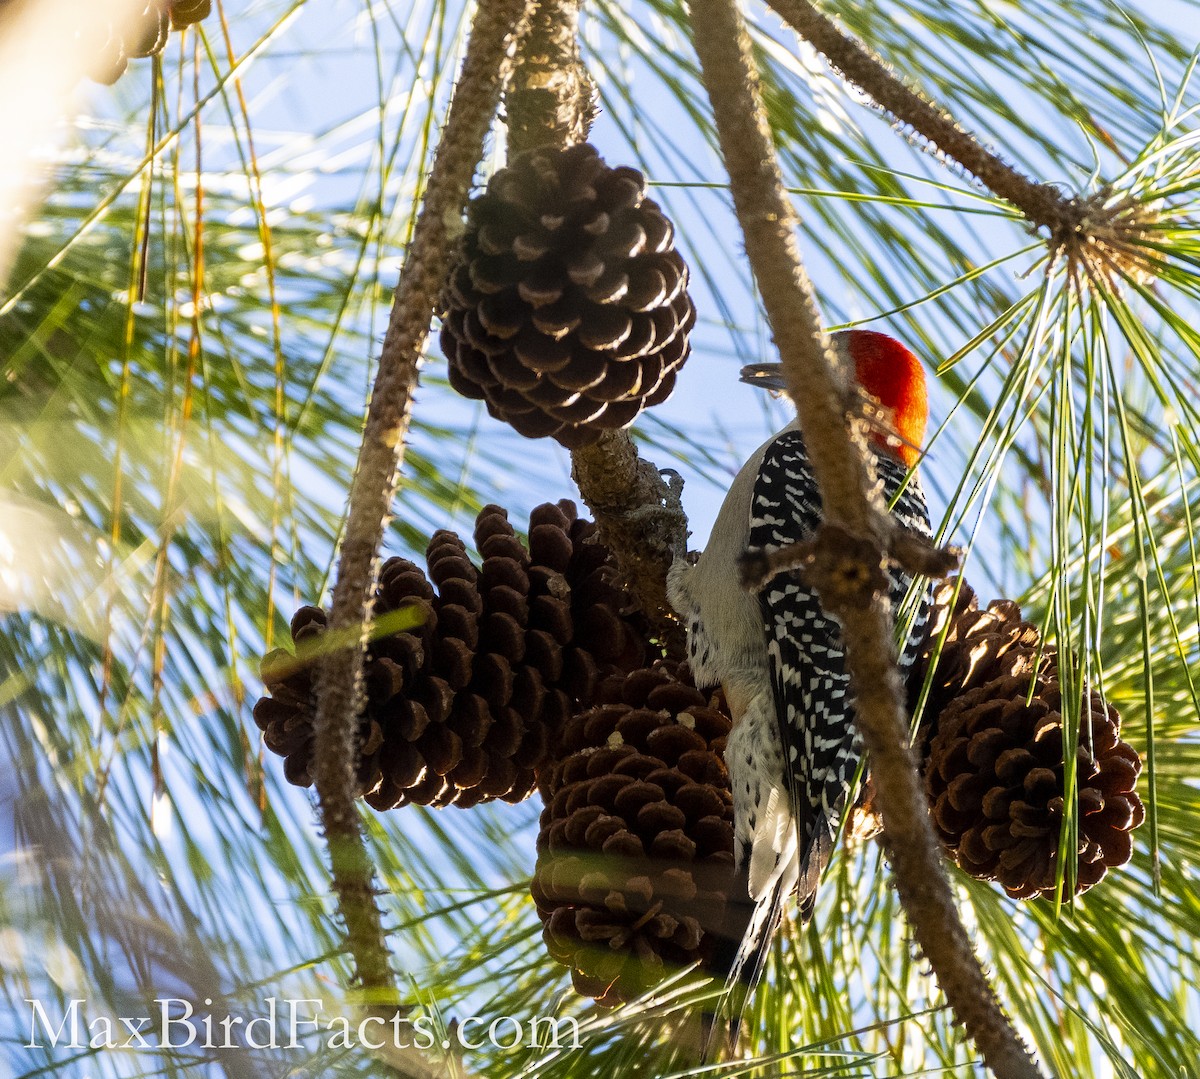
910 578 1048 761
167 0 213 29
253 501 649 810
531 662 735 1006
87 1 211 84
925 674 1144 900
254 605 379 790
440 142 695 448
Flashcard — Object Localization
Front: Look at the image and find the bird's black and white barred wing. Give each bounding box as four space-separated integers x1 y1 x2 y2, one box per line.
748 430 933 914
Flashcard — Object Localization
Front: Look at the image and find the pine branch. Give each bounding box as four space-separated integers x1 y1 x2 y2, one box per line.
767 0 1158 287
764 0 1079 233
311 0 535 1032
686 1 1045 1077
505 0 596 153
571 432 688 657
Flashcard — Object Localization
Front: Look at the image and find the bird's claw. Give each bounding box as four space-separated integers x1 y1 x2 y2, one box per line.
659 467 685 503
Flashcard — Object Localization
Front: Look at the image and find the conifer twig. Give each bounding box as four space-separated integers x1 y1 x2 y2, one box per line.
571 432 688 656
765 0 1080 234
311 0 535 1022
769 1 1157 290
687 1 1044 1077
505 0 596 154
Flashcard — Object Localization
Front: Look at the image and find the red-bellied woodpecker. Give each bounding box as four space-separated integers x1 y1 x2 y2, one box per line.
668 329 933 1015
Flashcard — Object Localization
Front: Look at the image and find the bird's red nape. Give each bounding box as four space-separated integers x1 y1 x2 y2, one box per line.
841 329 928 468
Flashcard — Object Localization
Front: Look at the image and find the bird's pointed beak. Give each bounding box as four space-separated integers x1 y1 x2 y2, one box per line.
739 363 788 391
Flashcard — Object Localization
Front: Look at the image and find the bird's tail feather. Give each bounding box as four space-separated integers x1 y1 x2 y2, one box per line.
700 805 840 1061
701 787 801 1060
796 823 833 925
700 866 789 1061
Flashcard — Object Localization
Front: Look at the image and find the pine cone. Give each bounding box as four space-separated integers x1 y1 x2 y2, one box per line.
87 0 211 83
89 23 129 85
127 5 170 59
926 674 1144 899
910 578 1048 761
531 662 736 1006
167 0 212 29
911 581 1144 898
440 142 695 448
255 605 391 792
253 501 649 809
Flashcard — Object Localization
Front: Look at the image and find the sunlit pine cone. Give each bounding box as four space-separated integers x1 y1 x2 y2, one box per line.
89 22 129 85
909 578 1048 761
925 674 1144 899
127 4 170 59
440 142 695 448
531 662 735 1006
253 500 650 810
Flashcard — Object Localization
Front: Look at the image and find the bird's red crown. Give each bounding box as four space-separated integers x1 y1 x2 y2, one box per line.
839 329 928 469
